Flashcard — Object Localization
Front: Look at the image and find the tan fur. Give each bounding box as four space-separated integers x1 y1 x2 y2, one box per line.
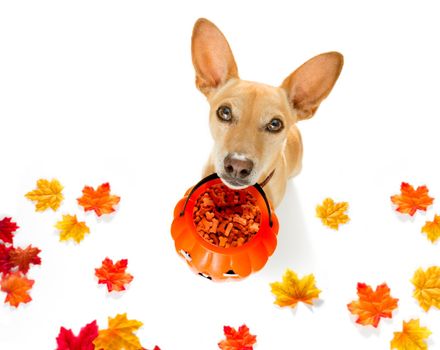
192 19 343 207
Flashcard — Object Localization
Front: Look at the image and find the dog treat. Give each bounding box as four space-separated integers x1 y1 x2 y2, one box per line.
193 183 261 247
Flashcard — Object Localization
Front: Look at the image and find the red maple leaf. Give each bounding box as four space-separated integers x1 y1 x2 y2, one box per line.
0 244 13 275
218 324 257 350
0 217 19 244
56 320 98 350
9 245 42 274
95 257 134 292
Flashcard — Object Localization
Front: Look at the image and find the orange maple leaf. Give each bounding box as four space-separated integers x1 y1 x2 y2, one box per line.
77 183 120 217
390 182 434 216
0 272 34 307
218 324 257 350
390 319 431 350
347 283 398 327
270 269 321 308
316 198 349 230
55 214 90 243
421 214 440 243
411 266 440 311
93 313 143 350
95 257 133 292
25 178 64 212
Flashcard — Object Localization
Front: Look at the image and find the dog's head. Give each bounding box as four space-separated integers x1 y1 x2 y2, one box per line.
192 18 343 189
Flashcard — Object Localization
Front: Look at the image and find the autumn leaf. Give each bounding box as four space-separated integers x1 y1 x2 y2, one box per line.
0 245 13 275
93 313 143 350
0 217 19 244
25 178 64 211
390 319 431 350
77 183 120 217
421 214 440 243
347 283 398 327
411 266 440 311
218 324 257 350
9 245 42 274
95 257 133 292
0 272 34 307
391 182 434 216
55 215 90 243
56 320 98 350
316 198 349 230
270 268 321 308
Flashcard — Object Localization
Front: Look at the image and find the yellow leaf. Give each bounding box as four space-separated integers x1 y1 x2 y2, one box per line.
411 266 440 311
316 198 349 230
270 269 321 308
25 179 64 211
421 214 440 243
390 319 431 350
93 313 143 350
54 214 90 243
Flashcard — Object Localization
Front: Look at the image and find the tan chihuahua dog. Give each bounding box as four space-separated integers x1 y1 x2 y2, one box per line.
192 18 343 207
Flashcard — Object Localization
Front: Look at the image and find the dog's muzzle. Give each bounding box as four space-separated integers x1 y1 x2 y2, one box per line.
219 153 254 188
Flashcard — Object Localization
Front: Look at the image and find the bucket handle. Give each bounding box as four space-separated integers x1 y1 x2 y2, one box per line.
179 173 273 227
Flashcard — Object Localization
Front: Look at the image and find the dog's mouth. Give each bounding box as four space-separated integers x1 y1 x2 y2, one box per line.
218 174 252 189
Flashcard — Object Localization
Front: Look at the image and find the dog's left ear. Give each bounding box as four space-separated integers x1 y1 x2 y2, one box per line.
281 52 343 120
191 18 239 96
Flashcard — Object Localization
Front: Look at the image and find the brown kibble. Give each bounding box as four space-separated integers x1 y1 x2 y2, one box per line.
202 196 214 207
210 234 219 245
219 236 227 247
210 218 219 233
218 220 227 234
225 223 233 237
249 223 259 233
205 211 215 221
233 215 247 226
201 218 211 231
192 183 261 248
233 223 245 232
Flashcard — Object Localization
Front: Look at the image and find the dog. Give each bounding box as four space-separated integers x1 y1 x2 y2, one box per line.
191 18 343 208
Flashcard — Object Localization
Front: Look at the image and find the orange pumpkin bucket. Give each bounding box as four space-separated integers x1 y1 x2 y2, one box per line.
171 173 279 281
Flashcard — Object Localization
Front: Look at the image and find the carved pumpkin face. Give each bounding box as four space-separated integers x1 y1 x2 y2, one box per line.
171 174 279 281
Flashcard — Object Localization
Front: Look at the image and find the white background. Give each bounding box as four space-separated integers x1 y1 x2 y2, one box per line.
1 1 439 349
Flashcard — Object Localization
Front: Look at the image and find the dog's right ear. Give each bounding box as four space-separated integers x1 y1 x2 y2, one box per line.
191 18 239 96
281 52 343 121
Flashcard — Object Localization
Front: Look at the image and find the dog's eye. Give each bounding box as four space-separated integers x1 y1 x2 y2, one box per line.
266 118 283 132
217 105 233 122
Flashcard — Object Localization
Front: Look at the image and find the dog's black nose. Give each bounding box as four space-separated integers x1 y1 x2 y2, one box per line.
224 154 254 179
